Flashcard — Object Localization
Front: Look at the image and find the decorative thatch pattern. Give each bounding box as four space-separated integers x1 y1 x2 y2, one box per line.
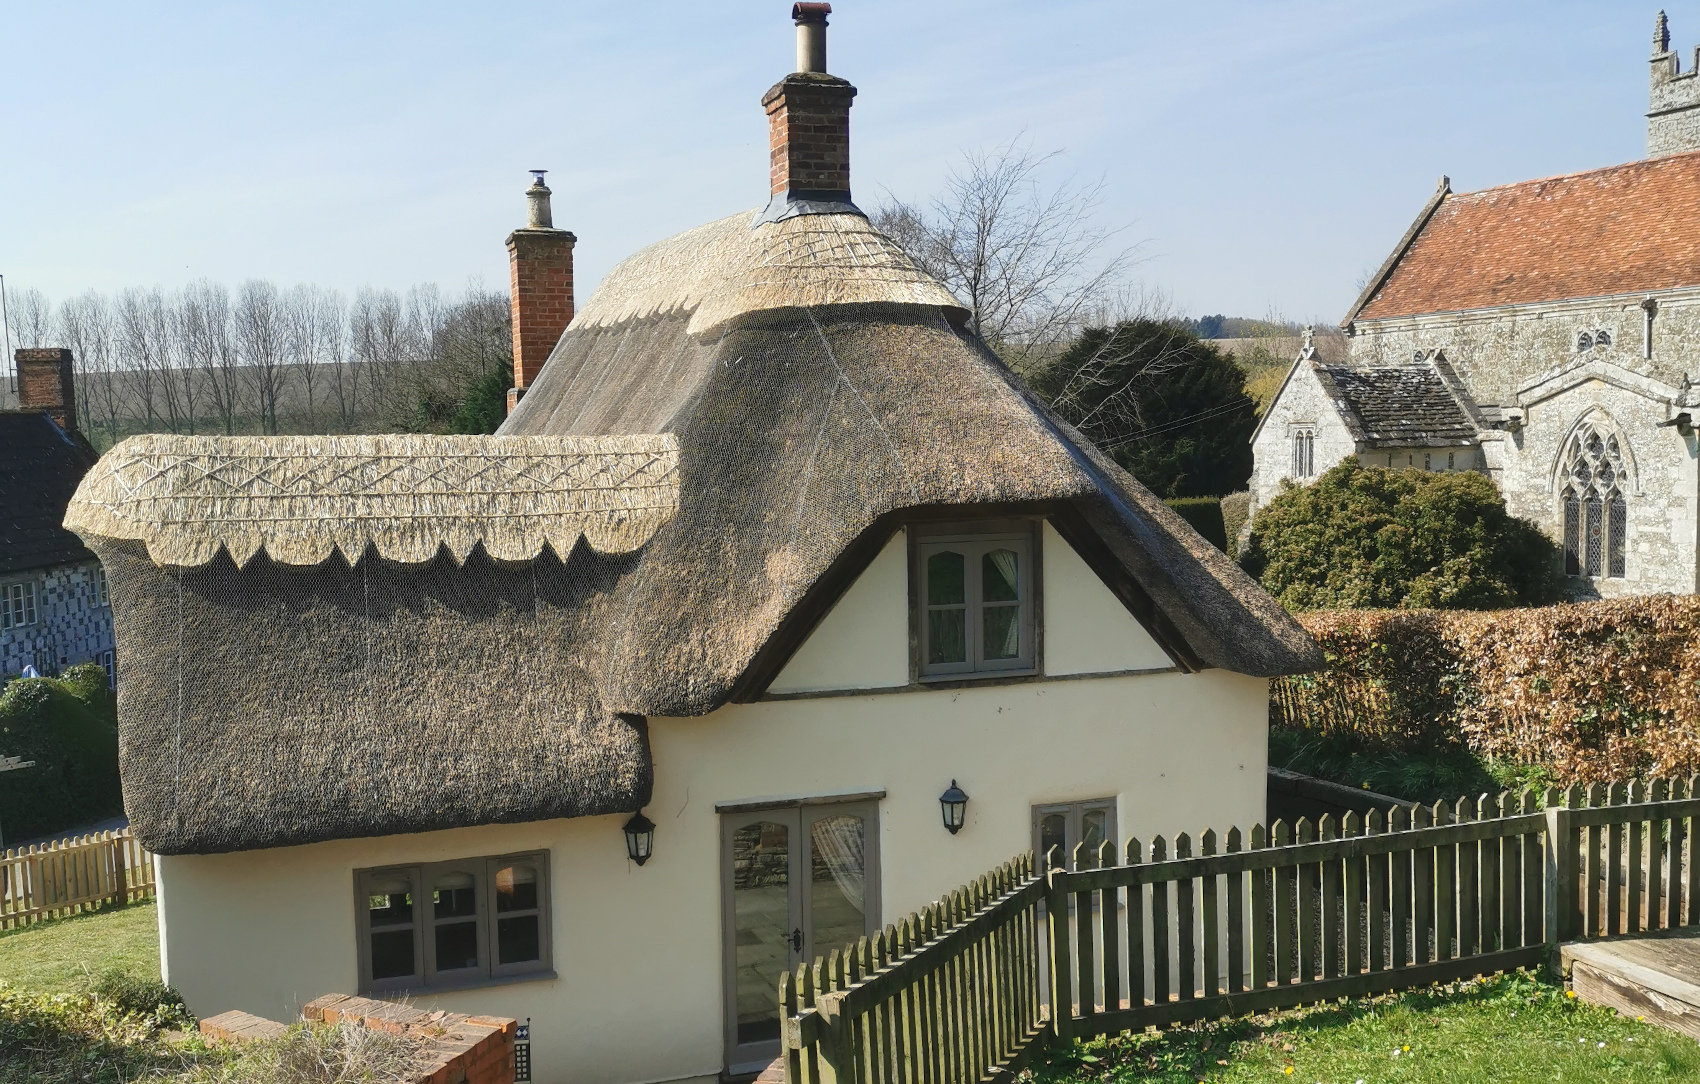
66 433 678 567
573 211 966 336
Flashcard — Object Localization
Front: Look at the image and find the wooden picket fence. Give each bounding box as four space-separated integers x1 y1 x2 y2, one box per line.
1 829 155 930
780 777 1700 1084
781 854 1048 1084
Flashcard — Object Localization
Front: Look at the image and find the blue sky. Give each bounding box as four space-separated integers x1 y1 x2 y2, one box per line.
0 1 1666 326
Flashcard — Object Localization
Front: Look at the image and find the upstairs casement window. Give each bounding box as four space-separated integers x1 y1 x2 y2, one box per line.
356 851 551 995
1291 428 1316 479
1 582 37 630
916 528 1035 679
1561 426 1628 579
94 568 109 608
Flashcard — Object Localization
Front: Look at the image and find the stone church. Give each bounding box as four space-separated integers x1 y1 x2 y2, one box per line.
1251 11 1700 597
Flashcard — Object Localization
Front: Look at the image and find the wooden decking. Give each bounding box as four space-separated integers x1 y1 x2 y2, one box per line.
1563 929 1700 1039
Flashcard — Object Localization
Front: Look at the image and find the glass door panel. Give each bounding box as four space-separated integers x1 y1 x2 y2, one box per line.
723 811 802 1072
806 812 868 961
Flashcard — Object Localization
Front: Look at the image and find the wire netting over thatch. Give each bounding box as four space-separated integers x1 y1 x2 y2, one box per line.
70 204 1318 856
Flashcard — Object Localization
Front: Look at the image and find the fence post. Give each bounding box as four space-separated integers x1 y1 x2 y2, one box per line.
1545 802 1576 950
1045 848 1073 1043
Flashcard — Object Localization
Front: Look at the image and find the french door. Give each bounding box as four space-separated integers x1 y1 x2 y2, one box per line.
721 801 880 1074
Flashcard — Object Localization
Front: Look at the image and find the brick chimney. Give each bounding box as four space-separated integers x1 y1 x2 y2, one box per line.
15 348 76 434
759 3 858 223
506 171 575 413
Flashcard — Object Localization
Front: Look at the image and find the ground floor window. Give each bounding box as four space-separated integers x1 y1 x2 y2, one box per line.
355 851 551 994
1034 798 1117 869
1560 426 1628 579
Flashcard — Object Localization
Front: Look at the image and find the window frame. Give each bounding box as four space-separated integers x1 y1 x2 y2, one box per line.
94 567 109 608
1290 427 1316 479
1 581 38 631
354 850 552 996
1032 799 1118 870
911 522 1038 681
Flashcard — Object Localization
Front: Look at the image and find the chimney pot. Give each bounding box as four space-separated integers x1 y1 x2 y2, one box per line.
793 2 830 73
526 171 554 229
14 348 76 434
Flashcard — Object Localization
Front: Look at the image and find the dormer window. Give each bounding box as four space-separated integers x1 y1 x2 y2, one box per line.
915 526 1036 679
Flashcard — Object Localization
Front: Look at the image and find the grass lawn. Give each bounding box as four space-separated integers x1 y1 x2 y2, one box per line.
1029 971 1700 1083
0 902 160 995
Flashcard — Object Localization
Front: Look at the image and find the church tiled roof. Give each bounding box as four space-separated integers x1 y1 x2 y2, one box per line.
1315 363 1480 447
1352 150 1700 321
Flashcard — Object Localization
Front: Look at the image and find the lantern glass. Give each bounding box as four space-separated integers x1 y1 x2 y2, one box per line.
623 812 655 865
939 780 969 835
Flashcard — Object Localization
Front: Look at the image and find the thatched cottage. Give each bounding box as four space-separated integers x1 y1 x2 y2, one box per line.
67 8 1318 1083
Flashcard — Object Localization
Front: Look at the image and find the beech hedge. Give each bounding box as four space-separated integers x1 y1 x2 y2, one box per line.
1273 598 1700 785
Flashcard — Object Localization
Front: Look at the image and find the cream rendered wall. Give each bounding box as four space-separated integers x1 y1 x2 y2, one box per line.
1040 522 1171 675
768 531 908 694
154 521 1270 1084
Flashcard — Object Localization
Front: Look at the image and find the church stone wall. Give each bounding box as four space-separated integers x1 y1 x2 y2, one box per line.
1248 362 1358 512
1346 294 1700 410
1353 296 1700 598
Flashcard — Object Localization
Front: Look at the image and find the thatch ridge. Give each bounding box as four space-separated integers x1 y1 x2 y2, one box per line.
573 211 966 336
66 432 679 568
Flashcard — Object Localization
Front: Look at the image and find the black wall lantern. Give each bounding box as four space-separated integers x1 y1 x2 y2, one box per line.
939 780 968 835
623 811 656 865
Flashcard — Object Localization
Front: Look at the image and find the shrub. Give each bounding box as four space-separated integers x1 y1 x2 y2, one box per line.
1162 497 1227 551
0 664 122 841
1241 460 1564 611
89 969 190 1028
1274 598 1700 787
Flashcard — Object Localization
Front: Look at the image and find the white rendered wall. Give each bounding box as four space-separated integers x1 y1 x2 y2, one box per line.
768 531 908 694
1040 522 1171 675
153 521 1270 1084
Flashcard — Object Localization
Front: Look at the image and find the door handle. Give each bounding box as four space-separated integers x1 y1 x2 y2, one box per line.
789 928 803 953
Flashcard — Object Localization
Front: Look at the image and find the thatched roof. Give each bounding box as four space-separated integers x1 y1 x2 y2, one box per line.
66 433 678 567
73 205 1318 857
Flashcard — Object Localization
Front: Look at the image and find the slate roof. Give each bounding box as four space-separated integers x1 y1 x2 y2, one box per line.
0 412 99 575
1315 362 1481 448
1354 150 1700 320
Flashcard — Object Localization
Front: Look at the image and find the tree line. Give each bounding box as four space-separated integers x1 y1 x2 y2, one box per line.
4 280 512 448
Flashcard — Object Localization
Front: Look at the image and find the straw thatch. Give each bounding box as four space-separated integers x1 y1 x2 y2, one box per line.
66 433 678 568
572 211 966 336
75 203 1319 856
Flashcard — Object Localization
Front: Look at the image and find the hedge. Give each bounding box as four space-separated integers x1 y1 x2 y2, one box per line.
1273 597 1700 786
0 665 122 843
1163 496 1228 552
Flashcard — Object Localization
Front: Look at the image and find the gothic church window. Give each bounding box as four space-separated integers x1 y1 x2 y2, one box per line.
1595 329 1611 348
1291 429 1315 478
1560 426 1628 579
1577 331 1593 352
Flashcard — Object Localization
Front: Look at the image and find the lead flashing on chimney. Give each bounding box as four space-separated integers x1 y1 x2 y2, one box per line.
754 192 863 226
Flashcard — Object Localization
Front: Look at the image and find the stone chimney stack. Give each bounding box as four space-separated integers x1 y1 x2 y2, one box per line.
505 170 576 414
15 348 76 434
759 3 858 223
1648 10 1700 157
